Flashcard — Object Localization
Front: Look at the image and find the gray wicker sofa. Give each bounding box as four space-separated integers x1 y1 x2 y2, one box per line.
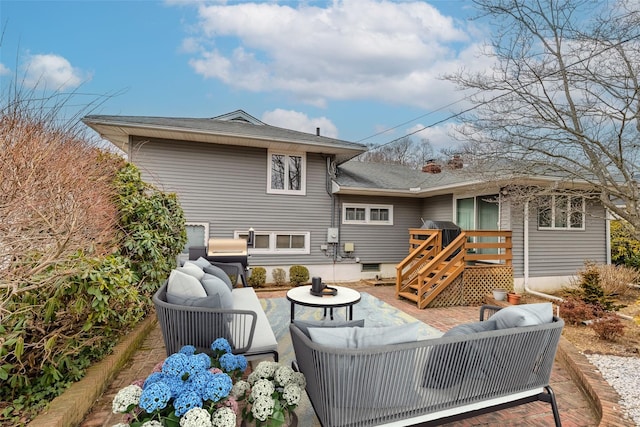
290 303 564 427
153 283 278 361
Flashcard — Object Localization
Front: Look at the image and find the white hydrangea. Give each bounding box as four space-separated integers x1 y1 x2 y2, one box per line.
251 396 275 421
112 384 143 413
141 421 163 427
211 406 236 427
250 378 275 400
111 424 129 427
274 365 294 386
248 361 278 384
179 407 213 427
290 372 306 389
282 383 302 406
230 379 250 398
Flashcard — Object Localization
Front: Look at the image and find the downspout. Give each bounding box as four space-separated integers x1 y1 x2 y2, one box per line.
326 156 338 262
523 200 564 302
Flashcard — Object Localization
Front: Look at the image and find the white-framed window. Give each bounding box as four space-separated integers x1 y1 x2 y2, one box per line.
267 150 306 195
182 223 209 254
234 230 310 254
537 195 585 230
342 203 393 225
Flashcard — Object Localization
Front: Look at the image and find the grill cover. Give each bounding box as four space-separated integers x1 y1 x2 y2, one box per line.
421 220 461 247
206 238 248 267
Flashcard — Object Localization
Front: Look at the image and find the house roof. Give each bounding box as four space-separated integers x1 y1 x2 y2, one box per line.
82 110 367 164
333 160 596 197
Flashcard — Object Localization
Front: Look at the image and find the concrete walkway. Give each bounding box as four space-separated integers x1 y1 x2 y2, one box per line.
61 283 627 426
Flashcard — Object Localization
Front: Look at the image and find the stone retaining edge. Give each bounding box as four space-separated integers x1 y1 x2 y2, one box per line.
556 337 629 426
28 315 158 427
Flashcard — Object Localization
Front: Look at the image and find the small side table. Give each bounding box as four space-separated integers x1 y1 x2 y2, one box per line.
286 285 361 322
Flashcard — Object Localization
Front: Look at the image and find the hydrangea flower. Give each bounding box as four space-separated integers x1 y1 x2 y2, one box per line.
202 373 233 402
143 372 165 389
180 407 213 427
274 365 294 386
162 353 190 379
250 379 275 400
139 382 172 413
179 345 196 355
282 383 302 406
251 395 275 421
210 337 232 354
290 372 306 389
112 384 142 413
173 390 203 417
211 406 236 427
219 353 247 373
141 421 163 427
230 380 250 399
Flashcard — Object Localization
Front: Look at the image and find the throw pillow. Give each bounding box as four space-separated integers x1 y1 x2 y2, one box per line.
167 269 207 299
308 322 419 349
293 319 365 338
490 303 553 329
177 264 205 281
166 293 221 308
201 273 233 309
203 264 234 291
192 257 212 269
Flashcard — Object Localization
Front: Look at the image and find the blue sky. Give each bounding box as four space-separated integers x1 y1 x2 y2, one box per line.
0 0 491 152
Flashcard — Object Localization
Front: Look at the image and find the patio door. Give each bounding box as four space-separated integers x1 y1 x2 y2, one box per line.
456 195 499 255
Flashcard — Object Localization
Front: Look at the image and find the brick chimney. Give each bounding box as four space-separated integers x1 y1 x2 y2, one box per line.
447 154 463 169
422 160 441 174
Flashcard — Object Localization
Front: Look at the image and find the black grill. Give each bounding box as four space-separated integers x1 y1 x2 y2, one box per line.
421 220 461 248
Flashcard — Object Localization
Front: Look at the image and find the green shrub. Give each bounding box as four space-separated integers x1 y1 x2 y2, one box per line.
611 220 640 269
272 268 287 286
574 262 624 312
248 267 267 287
289 265 309 286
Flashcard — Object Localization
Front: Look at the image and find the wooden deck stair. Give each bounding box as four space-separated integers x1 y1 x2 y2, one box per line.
396 228 513 309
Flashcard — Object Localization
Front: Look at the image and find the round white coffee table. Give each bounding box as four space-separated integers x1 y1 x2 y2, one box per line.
286 285 361 322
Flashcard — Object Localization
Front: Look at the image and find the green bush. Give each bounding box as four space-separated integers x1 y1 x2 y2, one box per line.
611 220 640 269
248 267 267 287
272 268 287 286
289 265 309 286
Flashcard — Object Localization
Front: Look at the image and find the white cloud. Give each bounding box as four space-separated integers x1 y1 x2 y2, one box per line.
261 109 339 138
0 63 10 76
406 122 461 153
22 54 89 91
180 0 490 109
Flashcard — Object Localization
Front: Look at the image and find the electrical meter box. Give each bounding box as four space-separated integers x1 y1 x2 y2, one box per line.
327 227 339 243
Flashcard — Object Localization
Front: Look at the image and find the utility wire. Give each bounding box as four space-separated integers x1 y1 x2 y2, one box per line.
362 30 640 152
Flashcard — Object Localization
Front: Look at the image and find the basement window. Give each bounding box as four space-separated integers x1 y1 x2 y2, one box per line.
361 263 381 272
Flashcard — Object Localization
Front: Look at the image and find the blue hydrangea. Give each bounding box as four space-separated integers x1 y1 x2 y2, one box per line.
201 373 233 402
162 374 187 398
192 352 211 370
143 372 165 389
139 382 172 413
219 353 247 373
187 370 216 399
210 338 232 354
173 390 203 417
179 345 196 355
162 353 190 378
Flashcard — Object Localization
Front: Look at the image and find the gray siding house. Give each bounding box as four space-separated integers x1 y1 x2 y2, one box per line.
83 111 609 292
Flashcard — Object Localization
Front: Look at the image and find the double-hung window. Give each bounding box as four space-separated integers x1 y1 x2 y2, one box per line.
537 195 585 230
267 151 306 195
342 203 393 225
181 223 209 255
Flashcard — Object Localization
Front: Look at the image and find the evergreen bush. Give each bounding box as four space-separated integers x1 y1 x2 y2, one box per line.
272 268 287 286
289 265 309 286
248 267 267 287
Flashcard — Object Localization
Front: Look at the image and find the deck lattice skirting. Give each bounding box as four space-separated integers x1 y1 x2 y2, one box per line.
427 266 514 307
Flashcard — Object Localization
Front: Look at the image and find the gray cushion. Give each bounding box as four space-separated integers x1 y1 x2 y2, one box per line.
203 264 234 291
167 269 207 298
308 322 419 349
201 273 233 309
293 319 365 338
192 257 212 269
489 303 553 329
177 263 205 281
166 293 221 308
444 319 498 336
